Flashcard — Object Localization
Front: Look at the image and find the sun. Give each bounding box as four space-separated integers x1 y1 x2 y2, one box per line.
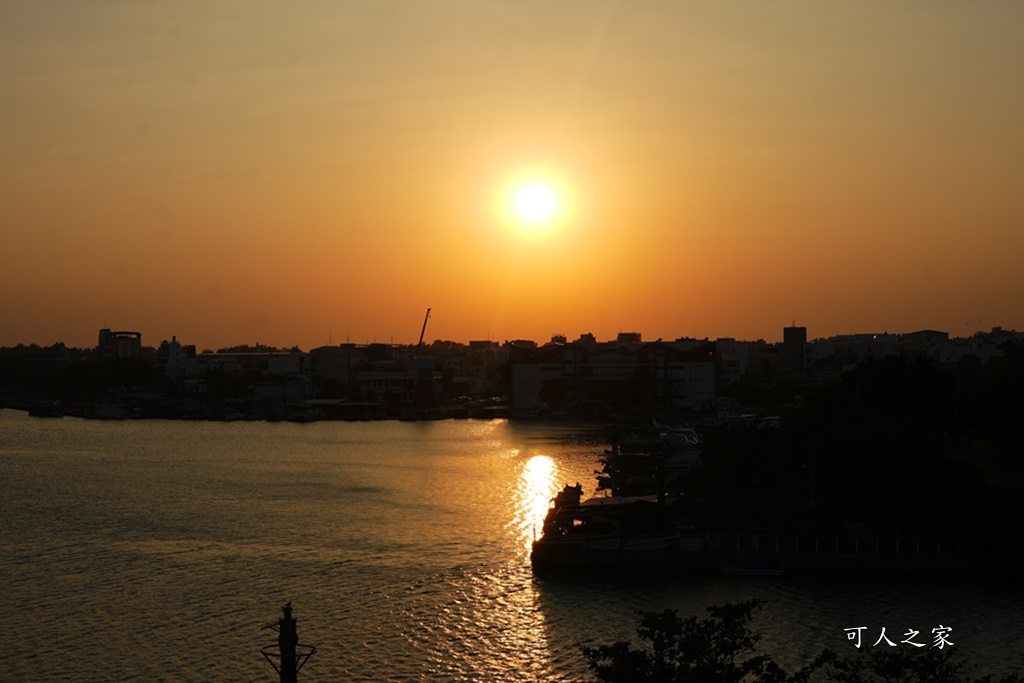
493 169 574 235
512 183 559 224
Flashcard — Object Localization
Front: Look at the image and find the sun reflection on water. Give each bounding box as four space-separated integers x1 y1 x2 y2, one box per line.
516 454 559 554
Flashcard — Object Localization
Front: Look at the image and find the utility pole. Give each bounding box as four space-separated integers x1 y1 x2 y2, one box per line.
261 603 316 683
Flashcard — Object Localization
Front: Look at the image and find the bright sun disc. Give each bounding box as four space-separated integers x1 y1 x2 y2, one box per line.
513 183 558 223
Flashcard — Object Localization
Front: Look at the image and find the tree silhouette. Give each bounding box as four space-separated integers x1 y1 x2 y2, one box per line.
582 600 831 683
827 646 1022 683
582 601 1021 683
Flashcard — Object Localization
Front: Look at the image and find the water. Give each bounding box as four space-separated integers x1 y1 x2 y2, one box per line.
1 410 1020 682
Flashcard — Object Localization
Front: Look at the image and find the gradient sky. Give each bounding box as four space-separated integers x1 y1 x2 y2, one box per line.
3 1 1023 350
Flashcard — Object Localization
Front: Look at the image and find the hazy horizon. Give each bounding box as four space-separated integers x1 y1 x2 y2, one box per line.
4 1 1023 350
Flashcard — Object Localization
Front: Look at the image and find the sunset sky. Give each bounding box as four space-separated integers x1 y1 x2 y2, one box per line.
3 1 1023 350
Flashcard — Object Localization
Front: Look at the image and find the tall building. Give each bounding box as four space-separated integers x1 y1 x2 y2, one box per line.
782 325 807 373
98 328 142 361
156 336 198 377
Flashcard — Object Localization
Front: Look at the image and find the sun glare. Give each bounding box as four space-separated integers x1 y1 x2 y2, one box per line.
513 183 558 224
519 455 558 552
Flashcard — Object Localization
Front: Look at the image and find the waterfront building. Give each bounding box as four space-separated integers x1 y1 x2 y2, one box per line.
782 325 809 373
508 337 718 417
309 345 352 391
156 336 199 378
98 328 141 361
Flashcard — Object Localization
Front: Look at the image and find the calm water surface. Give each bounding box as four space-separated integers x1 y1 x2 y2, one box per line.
1 410 1020 681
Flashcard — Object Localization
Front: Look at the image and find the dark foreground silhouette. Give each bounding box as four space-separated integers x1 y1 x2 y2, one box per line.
582 600 1021 683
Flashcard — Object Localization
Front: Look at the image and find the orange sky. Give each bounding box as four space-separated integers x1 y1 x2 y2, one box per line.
2 1 1023 350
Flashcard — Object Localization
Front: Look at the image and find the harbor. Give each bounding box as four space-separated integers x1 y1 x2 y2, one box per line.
531 427 1019 578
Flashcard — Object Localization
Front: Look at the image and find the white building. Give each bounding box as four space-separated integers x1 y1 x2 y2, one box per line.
156 336 199 378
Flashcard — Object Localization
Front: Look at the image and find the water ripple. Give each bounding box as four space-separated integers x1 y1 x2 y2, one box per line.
1 413 1019 681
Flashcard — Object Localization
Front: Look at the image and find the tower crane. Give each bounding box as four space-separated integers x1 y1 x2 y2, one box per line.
417 308 431 353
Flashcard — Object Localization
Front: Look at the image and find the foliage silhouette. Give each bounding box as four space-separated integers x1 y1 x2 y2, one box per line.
582 600 832 683
827 645 1022 683
582 601 1021 683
